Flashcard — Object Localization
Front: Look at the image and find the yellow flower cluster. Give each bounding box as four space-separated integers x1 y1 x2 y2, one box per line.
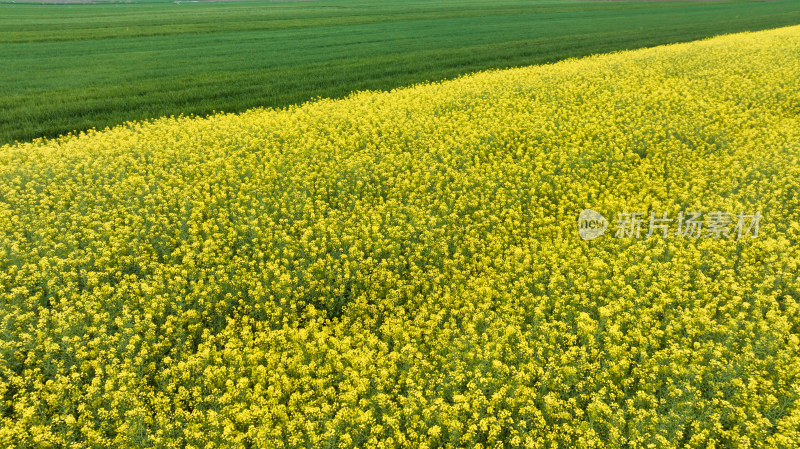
1 25 800 448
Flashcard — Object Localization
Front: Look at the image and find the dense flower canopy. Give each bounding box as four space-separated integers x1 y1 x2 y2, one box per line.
1 25 799 448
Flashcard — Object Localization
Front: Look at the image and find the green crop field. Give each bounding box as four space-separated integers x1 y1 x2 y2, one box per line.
1 0 799 145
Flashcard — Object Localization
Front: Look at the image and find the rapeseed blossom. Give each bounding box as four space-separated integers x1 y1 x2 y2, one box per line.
1 25 799 448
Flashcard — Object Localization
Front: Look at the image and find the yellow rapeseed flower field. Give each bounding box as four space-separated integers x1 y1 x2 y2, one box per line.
1 25 799 448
